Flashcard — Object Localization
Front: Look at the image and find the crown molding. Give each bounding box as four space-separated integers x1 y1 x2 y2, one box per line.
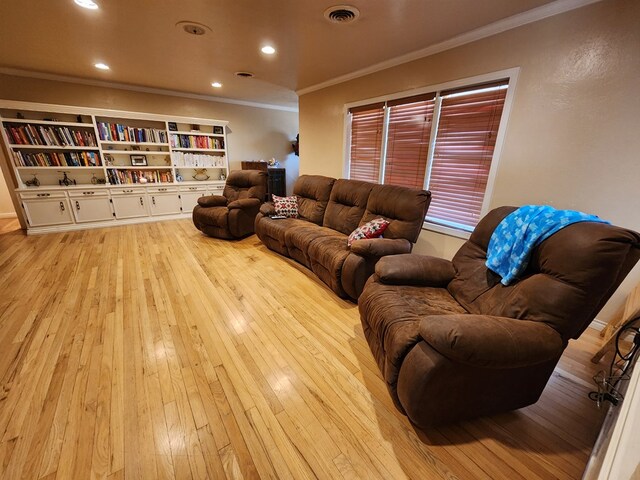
0 67 299 113
296 0 603 96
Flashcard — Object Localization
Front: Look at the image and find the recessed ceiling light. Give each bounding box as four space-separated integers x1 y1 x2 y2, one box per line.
94 63 110 70
74 0 98 9
211 82 222 88
261 45 276 55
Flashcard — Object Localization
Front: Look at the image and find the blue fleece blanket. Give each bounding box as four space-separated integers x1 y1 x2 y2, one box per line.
486 205 609 285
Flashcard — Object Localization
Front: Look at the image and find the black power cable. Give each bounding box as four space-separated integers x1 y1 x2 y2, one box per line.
589 316 640 408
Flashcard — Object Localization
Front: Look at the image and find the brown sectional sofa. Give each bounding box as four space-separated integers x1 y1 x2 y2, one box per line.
255 175 431 300
359 206 640 427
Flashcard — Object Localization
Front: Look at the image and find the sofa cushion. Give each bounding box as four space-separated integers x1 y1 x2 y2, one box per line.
293 175 336 224
358 277 467 387
323 179 374 235
223 170 267 202
361 184 431 242
256 216 310 256
272 194 298 218
306 234 352 297
347 217 390 247
193 205 228 229
285 224 342 268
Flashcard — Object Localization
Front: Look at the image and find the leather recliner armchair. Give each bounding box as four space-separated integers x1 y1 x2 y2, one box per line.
359 206 640 428
192 170 267 239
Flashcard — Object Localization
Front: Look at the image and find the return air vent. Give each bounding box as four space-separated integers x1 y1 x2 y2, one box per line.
324 5 360 24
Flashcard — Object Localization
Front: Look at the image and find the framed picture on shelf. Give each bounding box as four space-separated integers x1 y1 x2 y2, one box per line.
167 122 178 131
130 154 147 166
213 126 224 135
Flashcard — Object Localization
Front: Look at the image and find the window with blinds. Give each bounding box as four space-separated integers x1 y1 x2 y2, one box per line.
348 103 384 183
384 94 435 189
347 79 509 232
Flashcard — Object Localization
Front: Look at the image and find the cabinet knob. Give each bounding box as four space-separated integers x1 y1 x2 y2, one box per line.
152 196 156 205
76 200 80 211
159 188 167 192
140 197 144 206
83 191 94 195
37 193 50 197
60 202 65 211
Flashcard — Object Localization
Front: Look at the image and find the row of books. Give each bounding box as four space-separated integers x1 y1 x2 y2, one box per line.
4 124 97 147
106 168 173 185
169 134 224 150
97 122 168 144
13 150 101 167
170 152 226 167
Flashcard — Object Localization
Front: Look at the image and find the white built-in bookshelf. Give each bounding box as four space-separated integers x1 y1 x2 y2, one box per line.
0 100 230 233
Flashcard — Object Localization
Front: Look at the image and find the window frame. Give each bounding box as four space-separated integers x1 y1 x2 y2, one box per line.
343 67 519 239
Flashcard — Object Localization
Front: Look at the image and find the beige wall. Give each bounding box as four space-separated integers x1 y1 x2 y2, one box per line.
0 167 16 217
299 0 640 322
0 73 299 209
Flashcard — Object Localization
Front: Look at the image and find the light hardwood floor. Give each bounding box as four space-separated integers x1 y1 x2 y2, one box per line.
0 218 611 479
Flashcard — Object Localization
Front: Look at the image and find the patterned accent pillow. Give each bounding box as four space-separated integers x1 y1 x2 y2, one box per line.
272 194 298 218
348 217 390 247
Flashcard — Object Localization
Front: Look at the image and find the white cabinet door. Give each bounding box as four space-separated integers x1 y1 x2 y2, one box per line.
149 193 181 216
180 186 208 212
71 197 114 223
112 194 149 219
23 198 74 227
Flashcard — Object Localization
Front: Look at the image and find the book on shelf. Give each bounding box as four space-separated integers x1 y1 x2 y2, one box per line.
13 150 101 167
169 133 224 150
170 152 226 167
106 168 173 185
3 124 96 147
97 122 168 144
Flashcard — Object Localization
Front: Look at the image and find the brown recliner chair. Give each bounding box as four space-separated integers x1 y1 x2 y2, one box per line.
359 206 640 428
192 170 267 239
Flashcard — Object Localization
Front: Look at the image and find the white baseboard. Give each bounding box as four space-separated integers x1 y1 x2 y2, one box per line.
0 212 17 219
590 318 608 332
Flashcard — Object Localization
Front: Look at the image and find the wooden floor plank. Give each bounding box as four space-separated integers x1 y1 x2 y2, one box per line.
0 218 612 479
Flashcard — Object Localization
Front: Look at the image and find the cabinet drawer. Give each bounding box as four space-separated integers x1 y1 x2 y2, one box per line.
147 186 178 194
111 187 146 196
19 191 66 200
68 189 109 198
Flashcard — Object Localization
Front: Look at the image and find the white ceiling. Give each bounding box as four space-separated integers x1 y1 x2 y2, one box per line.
0 0 566 109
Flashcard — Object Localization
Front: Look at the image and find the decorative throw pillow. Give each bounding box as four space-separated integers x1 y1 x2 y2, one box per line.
348 217 390 247
272 194 298 218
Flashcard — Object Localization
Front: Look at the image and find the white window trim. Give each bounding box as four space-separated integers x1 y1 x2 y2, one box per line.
343 67 520 238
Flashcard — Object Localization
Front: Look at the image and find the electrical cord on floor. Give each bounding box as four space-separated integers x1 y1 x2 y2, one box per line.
589 316 640 408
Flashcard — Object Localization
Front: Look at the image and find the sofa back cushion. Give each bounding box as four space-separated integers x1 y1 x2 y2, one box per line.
293 175 336 225
323 179 375 235
224 170 268 202
360 184 431 243
448 206 640 341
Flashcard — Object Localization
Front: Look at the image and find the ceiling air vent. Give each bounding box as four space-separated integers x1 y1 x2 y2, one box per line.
175 21 211 36
235 71 255 78
324 5 360 24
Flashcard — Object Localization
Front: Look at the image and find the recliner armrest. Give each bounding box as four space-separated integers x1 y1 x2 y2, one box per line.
228 198 261 210
419 314 564 368
376 254 455 287
349 238 411 257
260 202 276 216
197 195 227 207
